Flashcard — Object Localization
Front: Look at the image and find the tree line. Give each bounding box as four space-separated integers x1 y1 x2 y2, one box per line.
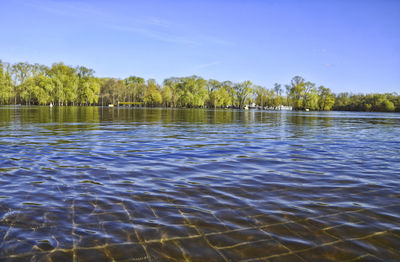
0 60 399 112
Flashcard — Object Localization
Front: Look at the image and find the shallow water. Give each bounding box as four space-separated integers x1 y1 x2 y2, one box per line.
0 106 399 261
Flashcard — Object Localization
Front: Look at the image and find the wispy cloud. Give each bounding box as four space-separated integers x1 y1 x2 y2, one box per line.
194 61 221 70
22 0 232 46
108 25 200 45
140 16 172 28
23 0 109 19
198 35 233 46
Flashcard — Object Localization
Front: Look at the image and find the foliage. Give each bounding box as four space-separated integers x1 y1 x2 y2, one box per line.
47 63 79 105
234 80 253 108
318 86 335 111
0 59 398 112
0 61 12 104
77 66 100 105
161 85 172 107
144 79 162 106
333 92 399 112
286 76 336 111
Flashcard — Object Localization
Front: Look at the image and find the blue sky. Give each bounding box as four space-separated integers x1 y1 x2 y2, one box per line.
0 0 399 93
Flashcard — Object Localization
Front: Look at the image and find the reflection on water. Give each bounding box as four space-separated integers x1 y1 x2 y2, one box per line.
0 106 400 261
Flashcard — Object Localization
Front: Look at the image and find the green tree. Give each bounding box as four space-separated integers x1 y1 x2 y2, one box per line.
110 79 125 105
222 81 235 107
31 74 54 105
0 61 12 104
1 58 399 111
161 85 172 107
163 78 181 107
11 62 31 104
273 83 283 107
47 63 78 106
77 66 100 105
144 79 162 106
303 82 318 110
284 84 291 106
210 87 231 108
318 86 335 111
125 76 145 103
206 79 221 107
382 99 395 112
333 92 351 110
100 78 118 105
175 76 207 107
288 76 306 110
254 85 268 107
234 80 253 108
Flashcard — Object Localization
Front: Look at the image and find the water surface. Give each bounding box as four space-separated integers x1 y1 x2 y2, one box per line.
0 107 399 261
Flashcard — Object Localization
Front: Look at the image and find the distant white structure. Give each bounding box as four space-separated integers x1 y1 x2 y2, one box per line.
49 103 53 108
259 105 293 110
240 104 293 110
278 105 292 110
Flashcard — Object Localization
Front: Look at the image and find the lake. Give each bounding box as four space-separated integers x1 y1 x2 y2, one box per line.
0 106 399 261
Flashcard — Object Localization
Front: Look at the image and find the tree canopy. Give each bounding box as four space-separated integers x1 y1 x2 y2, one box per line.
0 60 398 112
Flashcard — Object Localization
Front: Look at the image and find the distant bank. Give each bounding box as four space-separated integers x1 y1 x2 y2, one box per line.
1 60 399 112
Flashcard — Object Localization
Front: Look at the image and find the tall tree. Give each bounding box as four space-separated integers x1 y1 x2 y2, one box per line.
273 83 283 107
125 76 145 103
210 87 231 108
144 79 162 106
161 85 172 107
288 76 306 110
318 86 335 111
30 74 54 105
176 76 207 107
206 79 221 107
11 62 31 104
234 80 253 108
303 81 318 110
222 81 235 107
0 61 12 104
47 63 78 106
254 85 267 107
163 78 181 107
77 66 100 105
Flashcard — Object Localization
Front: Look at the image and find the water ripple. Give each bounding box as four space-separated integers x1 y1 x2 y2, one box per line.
0 107 399 261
